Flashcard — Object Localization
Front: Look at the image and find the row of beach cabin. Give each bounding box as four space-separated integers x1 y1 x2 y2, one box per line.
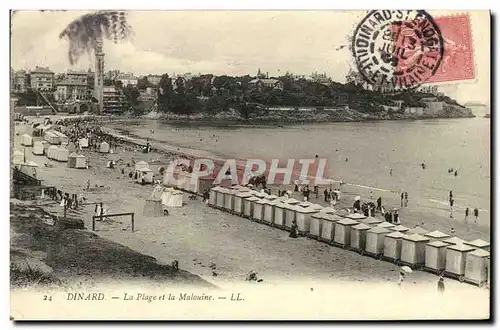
208 185 491 287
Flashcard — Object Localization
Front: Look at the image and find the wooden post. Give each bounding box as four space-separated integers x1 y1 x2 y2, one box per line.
92 216 95 231
131 213 135 232
100 202 103 221
63 199 67 219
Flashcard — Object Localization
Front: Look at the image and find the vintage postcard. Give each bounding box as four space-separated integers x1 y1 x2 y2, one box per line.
9 9 490 320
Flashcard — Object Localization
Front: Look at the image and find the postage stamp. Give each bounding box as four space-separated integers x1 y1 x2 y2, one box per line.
352 10 444 92
423 14 475 84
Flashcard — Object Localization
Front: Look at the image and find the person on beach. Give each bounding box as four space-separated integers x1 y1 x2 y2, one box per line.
376 197 382 212
398 271 405 286
369 191 373 200
450 227 456 235
393 210 400 225
437 277 445 294
454 170 458 177
294 184 299 192
289 220 299 238
400 193 404 207
449 199 454 218
404 192 408 207
474 208 479 223
465 207 469 223
324 188 329 202
449 190 453 200
314 185 319 199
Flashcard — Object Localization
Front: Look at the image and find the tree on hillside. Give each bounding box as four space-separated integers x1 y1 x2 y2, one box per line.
123 85 140 106
157 74 173 111
137 76 153 90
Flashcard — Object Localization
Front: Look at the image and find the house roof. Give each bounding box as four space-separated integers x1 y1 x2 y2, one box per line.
424 230 450 239
352 223 371 231
403 233 430 242
58 80 88 86
426 240 450 248
385 231 407 239
31 67 53 74
465 239 490 248
248 78 281 84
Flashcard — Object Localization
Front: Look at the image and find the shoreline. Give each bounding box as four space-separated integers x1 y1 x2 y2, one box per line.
13 116 489 290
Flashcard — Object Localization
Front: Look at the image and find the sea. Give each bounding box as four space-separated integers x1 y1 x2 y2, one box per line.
111 106 490 219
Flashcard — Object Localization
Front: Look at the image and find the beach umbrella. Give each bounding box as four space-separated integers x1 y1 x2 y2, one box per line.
401 266 413 274
354 196 361 201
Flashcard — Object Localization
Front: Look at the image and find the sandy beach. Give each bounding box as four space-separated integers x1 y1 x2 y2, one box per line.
11 116 490 296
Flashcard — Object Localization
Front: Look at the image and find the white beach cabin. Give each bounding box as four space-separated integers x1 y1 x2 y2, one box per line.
365 226 392 258
224 188 237 212
464 249 490 286
19 161 39 178
243 196 259 219
400 233 430 268
308 212 325 239
295 206 318 235
47 145 58 160
67 152 78 168
263 199 277 225
75 155 88 169
273 200 288 229
234 190 252 215
320 214 341 243
350 223 372 253
99 141 110 153
215 187 227 209
162 188 184 207
252 199 267 222
79 138 89 148
424 240 451 274
32 141 48 155
56 147 69 162
13 150 25 165
333 218 359 248
21 134 33 147
445 243 476 281
383 231 408 262
208 186 219 206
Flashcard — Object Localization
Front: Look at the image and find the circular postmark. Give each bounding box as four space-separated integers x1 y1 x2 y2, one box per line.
352 10 444 93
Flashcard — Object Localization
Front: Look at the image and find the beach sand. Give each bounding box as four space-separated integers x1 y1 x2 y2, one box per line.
11 118 490 293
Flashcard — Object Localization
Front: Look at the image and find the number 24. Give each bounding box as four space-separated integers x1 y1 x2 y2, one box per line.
43 295 52 301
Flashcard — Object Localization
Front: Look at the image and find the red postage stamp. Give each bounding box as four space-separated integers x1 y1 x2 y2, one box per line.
424 14 475 83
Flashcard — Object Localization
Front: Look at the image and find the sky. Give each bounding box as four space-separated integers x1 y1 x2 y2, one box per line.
10 10 490 104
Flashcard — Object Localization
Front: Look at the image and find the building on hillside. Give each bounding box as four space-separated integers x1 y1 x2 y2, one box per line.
310 72 332 85
146 74 162 86
12 70 28 93
102 86 128 113
248 78 284 91
55 81 89 102
29 66 55 91
105 70 121 81
116 73 138 87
